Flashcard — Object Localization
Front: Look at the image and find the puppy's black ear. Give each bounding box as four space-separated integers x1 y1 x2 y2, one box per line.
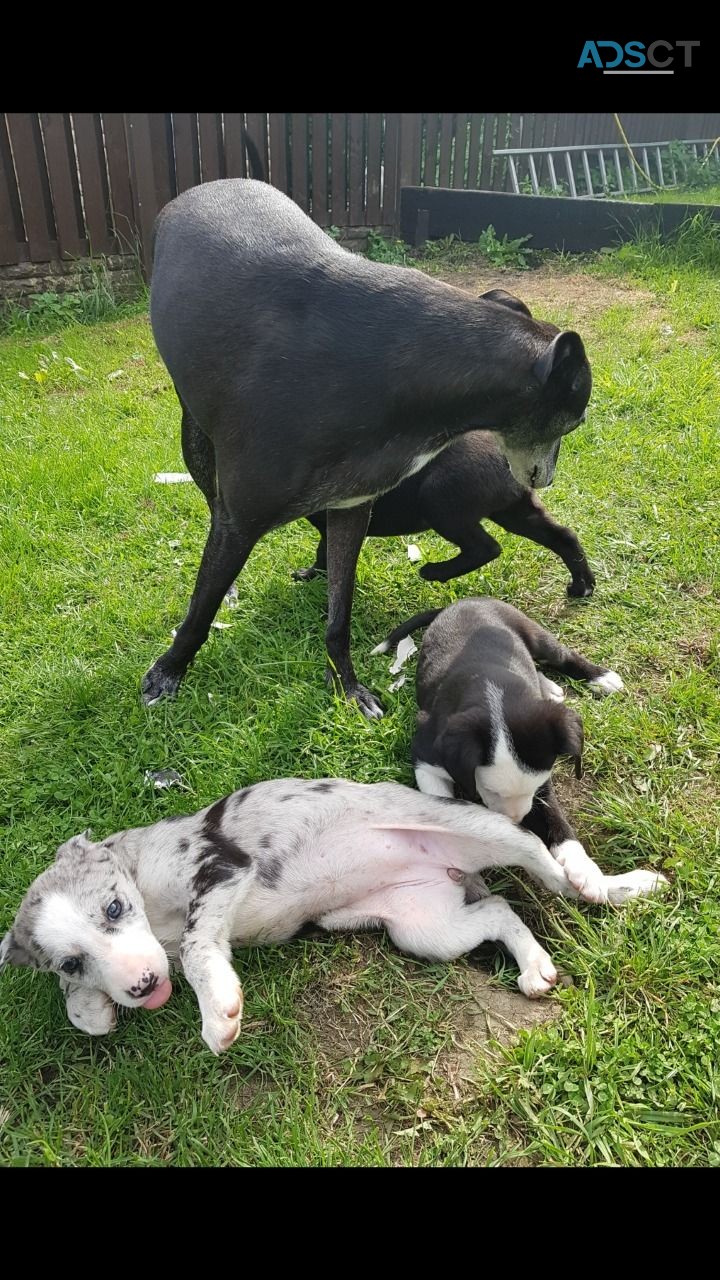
479 288 533 318
554 706 584 779
437 710 489 800
0 930 34 971
533 331 587 390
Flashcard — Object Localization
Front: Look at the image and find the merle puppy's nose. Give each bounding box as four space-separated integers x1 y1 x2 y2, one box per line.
128 972 158 999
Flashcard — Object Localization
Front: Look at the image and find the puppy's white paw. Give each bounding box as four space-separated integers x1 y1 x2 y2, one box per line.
201 982 244 1055
605 869 669 905
552 839 608 904
65 987 117 1036
517 949 558 998
541 676 565 702
589 670 624 696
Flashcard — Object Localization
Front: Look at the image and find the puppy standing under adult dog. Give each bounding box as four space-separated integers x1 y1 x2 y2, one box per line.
0 779 666 1053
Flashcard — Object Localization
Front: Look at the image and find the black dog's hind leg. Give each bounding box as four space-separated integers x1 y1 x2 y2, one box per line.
419 521 502 583
325 502 383 720
517 615 621 692
180 400 216 510
292 532 327 582
492 492 595 598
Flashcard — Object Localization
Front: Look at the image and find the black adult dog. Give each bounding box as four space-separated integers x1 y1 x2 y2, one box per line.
294 427 595 598
145 179 591 719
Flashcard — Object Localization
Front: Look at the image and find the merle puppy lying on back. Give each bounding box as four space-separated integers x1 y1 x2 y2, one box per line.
1 779 665 1053
295 429 595 598
373 597 625 901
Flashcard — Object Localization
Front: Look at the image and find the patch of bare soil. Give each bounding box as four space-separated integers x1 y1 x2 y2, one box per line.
428 263 660 325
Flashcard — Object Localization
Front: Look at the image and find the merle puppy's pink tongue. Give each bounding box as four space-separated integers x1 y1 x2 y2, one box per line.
141 978 172 1010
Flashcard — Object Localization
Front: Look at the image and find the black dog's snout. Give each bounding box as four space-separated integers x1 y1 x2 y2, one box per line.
128 973 158 999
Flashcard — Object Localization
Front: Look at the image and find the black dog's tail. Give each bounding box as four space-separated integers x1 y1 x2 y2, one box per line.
370 609 443 656
242 129 265 181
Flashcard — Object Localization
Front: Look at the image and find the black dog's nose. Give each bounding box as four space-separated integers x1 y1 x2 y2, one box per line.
128 973 158 999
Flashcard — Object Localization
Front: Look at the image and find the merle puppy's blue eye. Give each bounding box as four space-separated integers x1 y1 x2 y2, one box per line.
105 899 123 922
61 957 81 975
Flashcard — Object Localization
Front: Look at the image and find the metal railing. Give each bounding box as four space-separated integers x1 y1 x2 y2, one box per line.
493 138 720 199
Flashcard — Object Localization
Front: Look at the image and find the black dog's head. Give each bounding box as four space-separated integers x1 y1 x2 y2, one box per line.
437 696 584 823
476 288 591 489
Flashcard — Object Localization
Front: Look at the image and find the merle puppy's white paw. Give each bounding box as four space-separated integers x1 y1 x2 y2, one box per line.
65 987 117 1036
589 670 624 696
517 948 558 998
201 980 244 1055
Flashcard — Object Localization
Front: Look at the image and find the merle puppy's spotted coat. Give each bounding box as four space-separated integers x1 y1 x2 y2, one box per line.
1 779 666 1053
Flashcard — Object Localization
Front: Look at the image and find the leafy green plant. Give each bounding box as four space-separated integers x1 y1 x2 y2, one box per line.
0 255 144 336
476 225 533 268
365 231 414 265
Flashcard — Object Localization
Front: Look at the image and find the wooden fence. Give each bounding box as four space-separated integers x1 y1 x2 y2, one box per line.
2 113 719 276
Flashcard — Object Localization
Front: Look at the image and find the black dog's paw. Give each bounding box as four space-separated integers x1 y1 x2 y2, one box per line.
347 683 385 720
567 573 596 599
141 661 184 706
419 561 452 583
291 566 321 582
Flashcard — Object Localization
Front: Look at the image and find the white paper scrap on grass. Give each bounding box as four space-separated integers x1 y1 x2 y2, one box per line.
154 472 193 484
389 635 417 674
407 543 422 562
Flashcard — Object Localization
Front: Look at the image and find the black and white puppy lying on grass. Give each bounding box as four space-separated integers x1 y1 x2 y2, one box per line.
372 597 648 903
0 777 665 1053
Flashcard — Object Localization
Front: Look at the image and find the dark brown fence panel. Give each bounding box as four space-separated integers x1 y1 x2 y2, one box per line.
40 113 86 259
223 112 246 179
381 112 399 227
72 113 113 254
198 113 224 183
0 114 23 264
311 113 328 222
245 113 269 177
366 113 382 223
172 113 200 191
348 114 364 225
330 112 348 225
102 113 135 250
6 113 56 261
268 113 288 193
290 114 308 212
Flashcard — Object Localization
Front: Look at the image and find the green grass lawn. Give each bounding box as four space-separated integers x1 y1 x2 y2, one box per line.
1 227 719 1166
626 184 720 206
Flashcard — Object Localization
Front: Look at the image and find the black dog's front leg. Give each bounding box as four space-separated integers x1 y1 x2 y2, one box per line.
522 781 607 903
325 502 383 719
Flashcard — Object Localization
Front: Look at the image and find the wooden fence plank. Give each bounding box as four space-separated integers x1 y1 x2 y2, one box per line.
452 113 469 187
102 113 135 250
381 112 399 227
399 113 421 190
290 113 308 211
198 113 224 183
72 113 113 253
311 112 329 222
423 112 439 186
39 113 85 258
223 113 247 178
330 112 347 225
245 112 269 178
269 112 288 191
172 113 200 191
347 113 364 224
0 114 24 263
6 112 56 260
467 113 482 188
366 112 382 223
438 113 453 187
478 112 495 190
125 112 163 277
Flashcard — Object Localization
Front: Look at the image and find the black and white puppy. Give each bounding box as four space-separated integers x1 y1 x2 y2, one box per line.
372 597 624 901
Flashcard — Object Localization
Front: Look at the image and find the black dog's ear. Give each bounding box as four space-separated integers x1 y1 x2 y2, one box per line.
553 706 584 779
533 331 587 388
437 710 490 800
0 929 35 971
479 288 533 318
